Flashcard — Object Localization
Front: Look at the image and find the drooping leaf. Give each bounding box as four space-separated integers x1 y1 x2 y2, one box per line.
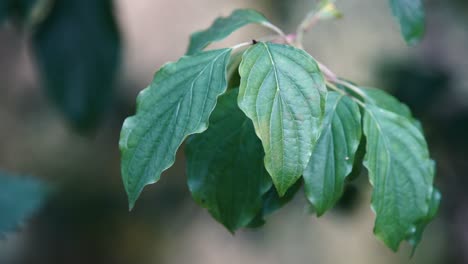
186 9 269 55
303 92 361 216
362 102 435 251
0 0 9 23
32 0 121 129
408 186 441 254
120 48 232 209
389 0 425 45
186 89 271 232
248 179 303 228
238 42 326 195
360 87 438 250
0 172 48 234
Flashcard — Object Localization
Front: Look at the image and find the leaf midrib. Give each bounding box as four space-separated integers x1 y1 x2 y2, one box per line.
365 107 403 232
127 50 229 193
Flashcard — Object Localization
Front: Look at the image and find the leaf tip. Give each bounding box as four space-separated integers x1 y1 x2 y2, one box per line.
405 34 423 46
315 208 326 217
220 221 238 235
373 227 400 252
227 227 236 235
125 186 142 212
128 202 135 212
127 196 137 212
275 186 288 198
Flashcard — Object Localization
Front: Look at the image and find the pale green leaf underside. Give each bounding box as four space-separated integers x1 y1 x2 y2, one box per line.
120 48 232 209
0 172 48 234
186 9 268 55
186 89 271 232
389 0 425 45
238 42 326 196
303 92 361 216
363 102 434 251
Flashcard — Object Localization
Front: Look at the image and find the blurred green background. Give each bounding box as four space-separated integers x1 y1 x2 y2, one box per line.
0 0 467 263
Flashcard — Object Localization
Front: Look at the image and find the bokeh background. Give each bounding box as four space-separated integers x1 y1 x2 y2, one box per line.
0 0 467 263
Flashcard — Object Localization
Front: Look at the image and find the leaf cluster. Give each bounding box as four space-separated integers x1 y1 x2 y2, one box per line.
119 1 438 252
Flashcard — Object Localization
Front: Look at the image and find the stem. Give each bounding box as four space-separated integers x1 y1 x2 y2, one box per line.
316 58 369 101
261 22 299 46
313 55 369 105
296 11 320 47
326 81 366 108
317 61 338 82
315 59 368 101
231 41 252 51
232 32 297 52
326 81 346 95
333 79 368 99
257 34 285 43
295 2 341 47
261 22 292 45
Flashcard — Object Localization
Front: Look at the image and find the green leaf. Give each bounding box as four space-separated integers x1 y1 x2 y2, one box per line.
0 172 48 234
303 92 361 216
120 48 232 209
362 87 423 131
186 89 271 232
238 42 326 196
248 179 302 228
362 88 413 118
389 0 425 45
360 87 438 250
408 186 441 254
32 0 121 130
362 102 435 251
186 9 269 55
0 0 9 23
